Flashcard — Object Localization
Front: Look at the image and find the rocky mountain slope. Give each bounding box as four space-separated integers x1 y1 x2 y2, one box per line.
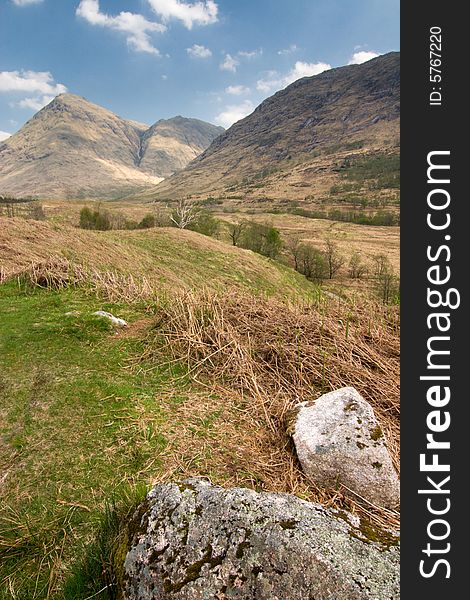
148 52 399 202
0 95 223 199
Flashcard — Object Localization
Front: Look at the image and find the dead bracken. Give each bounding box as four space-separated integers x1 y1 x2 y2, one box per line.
142 288 400 531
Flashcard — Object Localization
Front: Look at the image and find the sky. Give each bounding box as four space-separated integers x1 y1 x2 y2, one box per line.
0 0 399 140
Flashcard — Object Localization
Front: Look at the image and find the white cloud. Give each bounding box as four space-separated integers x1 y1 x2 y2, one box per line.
76 0 165 55
0 131 11 142
220 53 239 73
238 49 262 59
18 95 54 111
257 61 331 93
187 44 212 58
225 85 250 95
348 50 380 65
0 70 66 95
12 0 43 5
278 44 299 56
147 0 218 29
215 100 254 128
0 70 67 112
161 74 168 80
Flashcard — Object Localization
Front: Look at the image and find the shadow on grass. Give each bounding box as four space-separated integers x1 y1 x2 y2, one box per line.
60 483 148 600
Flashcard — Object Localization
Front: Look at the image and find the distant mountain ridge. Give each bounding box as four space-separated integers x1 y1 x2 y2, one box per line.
0 94 223 199
147 52 400 202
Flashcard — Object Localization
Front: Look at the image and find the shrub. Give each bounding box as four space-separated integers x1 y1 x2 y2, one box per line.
348 252 368 279
239 222 282 259
188 210 220 238
80 206 113 231
138 214 156 229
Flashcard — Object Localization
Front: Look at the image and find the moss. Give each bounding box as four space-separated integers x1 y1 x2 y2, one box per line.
179 518 190 546
344 399 358 412
356 441 366 449
334 510 399 550
163 544 223 593
236 540 252 559
284 406 300 436
370 425 383 441
278 519 298 530
177 481 198 493
358 519 399 550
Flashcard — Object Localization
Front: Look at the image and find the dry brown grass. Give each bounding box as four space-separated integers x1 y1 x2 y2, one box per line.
142 289 400 532
20 257 156 303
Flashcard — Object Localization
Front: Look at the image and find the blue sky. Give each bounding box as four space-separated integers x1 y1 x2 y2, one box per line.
0 0 399 139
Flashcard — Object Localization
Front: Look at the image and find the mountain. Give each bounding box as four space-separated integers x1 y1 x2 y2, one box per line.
139 116 226 178
0 94 223 200
148 52 399 202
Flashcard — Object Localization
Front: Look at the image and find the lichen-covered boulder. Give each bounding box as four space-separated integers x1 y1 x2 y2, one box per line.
123 479 399 599
291 387 399 509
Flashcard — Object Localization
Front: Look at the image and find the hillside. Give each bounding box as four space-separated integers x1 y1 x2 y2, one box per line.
0 217 314 299
147 52 399 202
0 95 223 200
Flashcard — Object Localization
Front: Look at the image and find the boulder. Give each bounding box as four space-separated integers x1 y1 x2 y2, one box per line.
291 387 399 509
123 479 399 599
93 310 127 327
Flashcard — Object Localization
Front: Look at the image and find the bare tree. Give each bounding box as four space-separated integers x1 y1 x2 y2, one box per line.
170 198 199 229
324 238 345 279
348 251 368 279
372 254 398 304
286 236 303 271
228 221 247 246
372 254 391 278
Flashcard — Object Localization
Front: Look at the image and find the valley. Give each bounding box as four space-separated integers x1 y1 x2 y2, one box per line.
0 52 400 599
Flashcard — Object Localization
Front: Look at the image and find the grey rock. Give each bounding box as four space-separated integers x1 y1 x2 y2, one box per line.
123 478 399 600
292 387 399 509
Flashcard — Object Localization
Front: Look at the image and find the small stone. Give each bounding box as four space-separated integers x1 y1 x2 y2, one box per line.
292 387 399 509
93 310 127 327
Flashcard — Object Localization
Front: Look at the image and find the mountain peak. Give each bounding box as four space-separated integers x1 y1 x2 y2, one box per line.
46 93 94 110
0 96 223 199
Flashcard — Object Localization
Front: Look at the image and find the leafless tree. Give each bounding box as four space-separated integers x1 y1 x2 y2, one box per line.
324 238 345 279
286 236 303 271
228 221 247 246
372 254 398 304
348 251 368 279
170 198 199 229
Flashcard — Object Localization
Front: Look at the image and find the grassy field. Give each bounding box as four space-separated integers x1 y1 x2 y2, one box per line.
0 211 400 598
